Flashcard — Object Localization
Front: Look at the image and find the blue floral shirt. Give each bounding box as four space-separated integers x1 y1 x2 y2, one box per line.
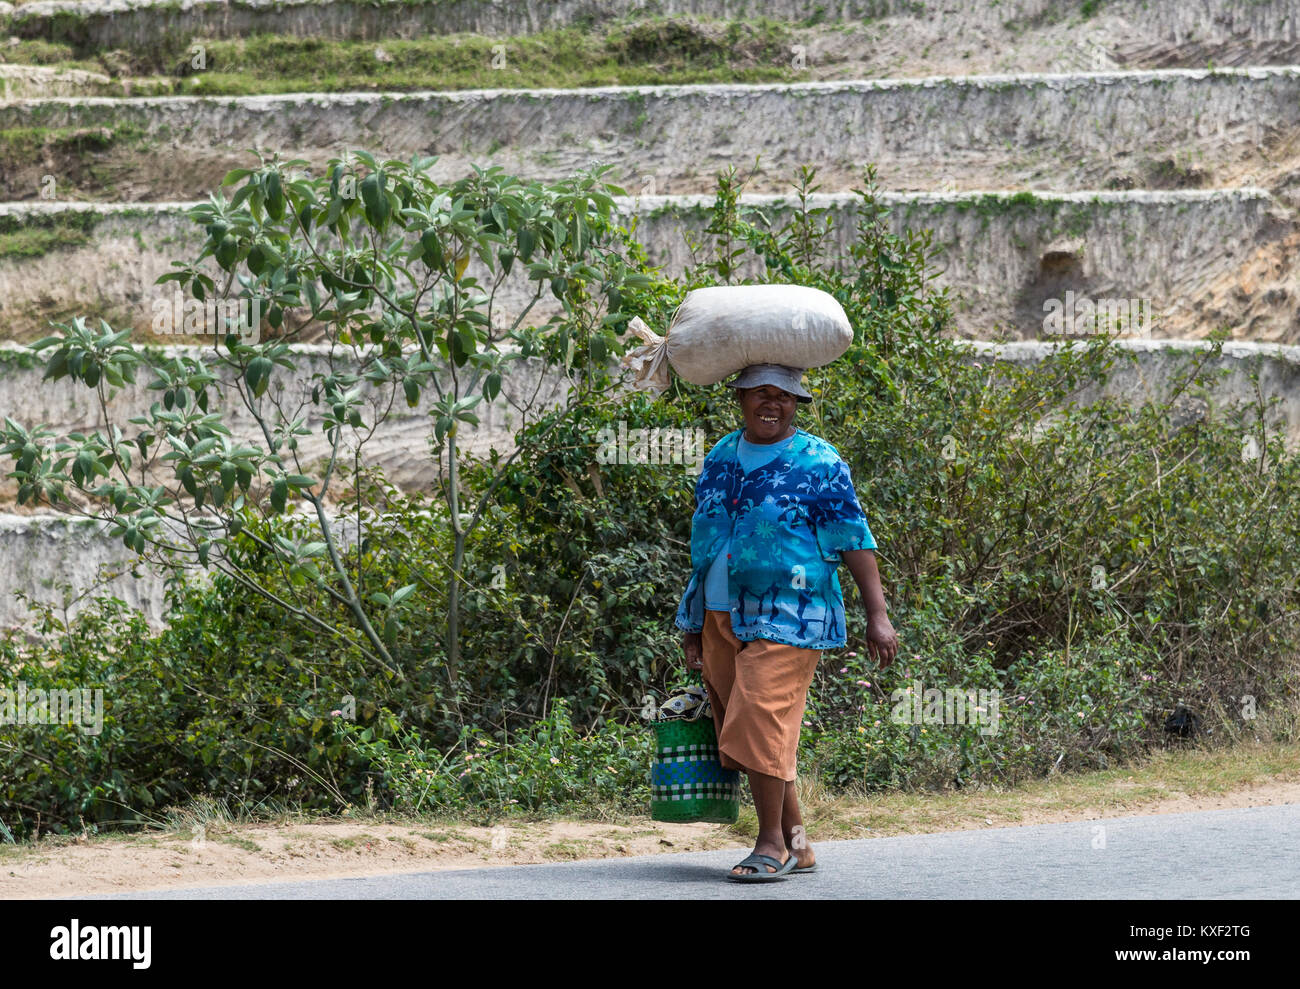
675 427 877 650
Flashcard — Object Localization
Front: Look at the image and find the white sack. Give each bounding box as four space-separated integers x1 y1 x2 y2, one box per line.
619 316 672 395
621 284 853 393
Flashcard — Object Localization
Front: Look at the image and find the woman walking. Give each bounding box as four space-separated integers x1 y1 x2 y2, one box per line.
677 363 899 881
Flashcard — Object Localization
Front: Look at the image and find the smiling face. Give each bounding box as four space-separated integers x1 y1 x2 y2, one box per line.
737 384 798 444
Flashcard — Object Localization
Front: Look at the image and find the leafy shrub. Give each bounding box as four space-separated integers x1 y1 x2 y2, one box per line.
341 698 651 817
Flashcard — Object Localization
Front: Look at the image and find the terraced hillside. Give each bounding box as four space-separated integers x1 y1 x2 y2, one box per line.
3 0 1300 626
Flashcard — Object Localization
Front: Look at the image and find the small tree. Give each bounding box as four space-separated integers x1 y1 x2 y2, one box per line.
1 154 652 687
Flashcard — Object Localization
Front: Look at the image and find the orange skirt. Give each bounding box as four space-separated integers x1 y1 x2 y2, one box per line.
700 609 823 782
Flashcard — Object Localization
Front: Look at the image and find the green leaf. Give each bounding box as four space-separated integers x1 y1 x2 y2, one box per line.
457 324 477 355
270 477 288 513
265 171 285 221
518 227 536 261
361 171 390 228
216 234 239 271
245 357 273 398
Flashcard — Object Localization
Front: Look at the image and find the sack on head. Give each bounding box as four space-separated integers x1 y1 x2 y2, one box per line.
621 284 853 392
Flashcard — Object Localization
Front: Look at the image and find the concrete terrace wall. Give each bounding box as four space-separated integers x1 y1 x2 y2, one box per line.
4 337 1300 630
0 63 113 100
2 190 1289 341
0 1 1057 47
0 512 173 628
964 339 1300 442
7 0 1300 50
2 70 1296 198
0 203 201 338
0 341 572 494
889 189 1293 338
0 339 574 630
0 507 368 630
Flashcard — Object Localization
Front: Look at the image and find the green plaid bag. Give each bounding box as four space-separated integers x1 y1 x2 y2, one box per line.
649 679 741 824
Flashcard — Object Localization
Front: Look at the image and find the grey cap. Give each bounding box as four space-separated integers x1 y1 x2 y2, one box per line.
725 364 813 403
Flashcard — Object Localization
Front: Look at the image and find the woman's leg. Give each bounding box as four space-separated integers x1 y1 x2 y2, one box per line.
724 636 821 875
732 770 789 875
782 780 815 869
731 775 814 874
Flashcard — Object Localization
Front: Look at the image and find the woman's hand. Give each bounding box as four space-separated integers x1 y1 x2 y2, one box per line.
683 631 704 670
865 613 898 669
842 549 900 668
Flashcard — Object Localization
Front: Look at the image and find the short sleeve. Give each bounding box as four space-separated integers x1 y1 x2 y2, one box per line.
812 457 876 559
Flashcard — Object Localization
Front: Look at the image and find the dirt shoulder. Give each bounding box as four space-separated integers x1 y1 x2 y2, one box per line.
3 741 1297 898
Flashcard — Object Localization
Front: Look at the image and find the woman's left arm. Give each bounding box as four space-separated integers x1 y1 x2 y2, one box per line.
841 548 898 668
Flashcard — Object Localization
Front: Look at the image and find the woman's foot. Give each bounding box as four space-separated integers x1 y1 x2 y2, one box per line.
730 839 790 876
785 824 815 870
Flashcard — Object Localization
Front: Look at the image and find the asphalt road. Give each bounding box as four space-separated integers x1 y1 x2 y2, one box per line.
98 803 1299 899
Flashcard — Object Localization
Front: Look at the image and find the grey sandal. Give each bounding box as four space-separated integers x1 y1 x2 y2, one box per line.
726 852 797 882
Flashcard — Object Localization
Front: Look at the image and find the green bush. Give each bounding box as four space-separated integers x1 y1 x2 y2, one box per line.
341 698 651 816
0 585 378 836
799 616 1163 793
